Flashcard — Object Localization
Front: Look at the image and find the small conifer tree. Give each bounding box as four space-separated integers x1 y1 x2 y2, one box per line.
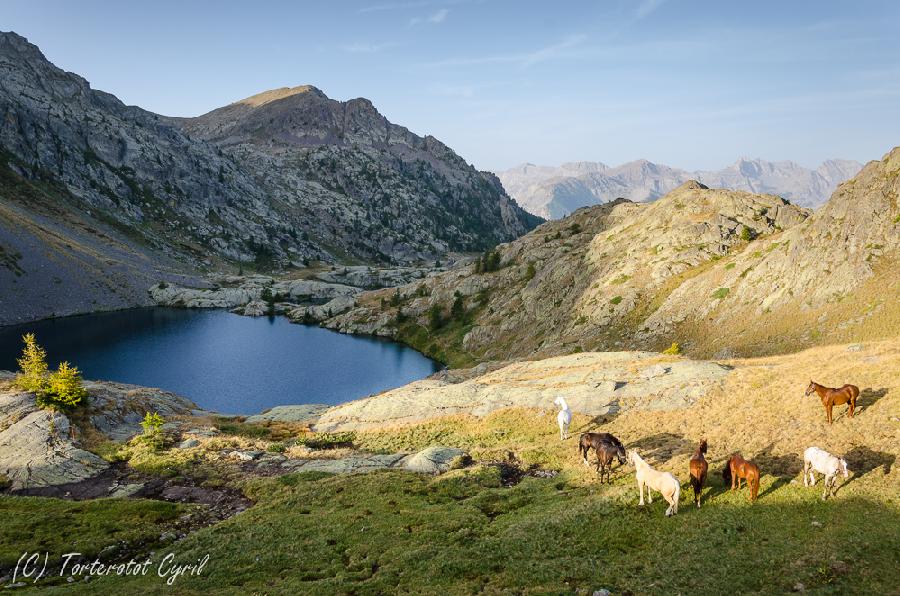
41 361 87 410
14 333 49 394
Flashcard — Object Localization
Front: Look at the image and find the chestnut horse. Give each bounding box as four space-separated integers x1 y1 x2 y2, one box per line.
722 453 760 502
689 439 709 508
805 381 859 424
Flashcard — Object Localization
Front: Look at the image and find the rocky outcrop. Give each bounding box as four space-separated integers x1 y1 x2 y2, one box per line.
0 390 108 490
0 372 198 489
150 276 362 309
244 404 330 425
314 352 730 432
497 157 862 218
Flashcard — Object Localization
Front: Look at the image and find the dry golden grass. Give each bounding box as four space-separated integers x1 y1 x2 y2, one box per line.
674 256 900 358
356 338 899 495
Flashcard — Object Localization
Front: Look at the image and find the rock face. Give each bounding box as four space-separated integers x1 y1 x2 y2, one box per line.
171 86 541 263
244 404 330 425
0 390 108 490
0 31 538 324
0 372 198 489
497 157 862 219
314 352 730 432
327 150 898 361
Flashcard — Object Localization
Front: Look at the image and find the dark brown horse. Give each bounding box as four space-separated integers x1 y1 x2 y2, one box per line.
806 380 859 424
578 432 625 478
594 442 625 484
722 453 760 502
689 439 708 508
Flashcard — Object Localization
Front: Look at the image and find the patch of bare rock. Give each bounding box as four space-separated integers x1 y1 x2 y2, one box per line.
314 351 731 432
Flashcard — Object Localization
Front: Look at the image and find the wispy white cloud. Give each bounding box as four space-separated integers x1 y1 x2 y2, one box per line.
410 7 450 26
359 0 439 13
429 8 449 23
427 34 588 68
340 41 399 53
427 82 475 98
634 0 666 20
359 0 476 14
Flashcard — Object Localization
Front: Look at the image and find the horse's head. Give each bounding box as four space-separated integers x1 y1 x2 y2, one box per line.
626 449 639 466
805 380 816 396
616 445 626 464
699 439 708 454
839 458 850 478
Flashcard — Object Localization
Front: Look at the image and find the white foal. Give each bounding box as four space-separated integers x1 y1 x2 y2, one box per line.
628 449 681 517
553 396 572 440
803 446 849 500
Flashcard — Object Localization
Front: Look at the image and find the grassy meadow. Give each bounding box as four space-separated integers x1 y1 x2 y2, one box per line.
3 340 898 594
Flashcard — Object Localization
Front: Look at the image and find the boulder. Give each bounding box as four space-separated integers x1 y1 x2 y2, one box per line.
0 391 108 490
402 446 467 474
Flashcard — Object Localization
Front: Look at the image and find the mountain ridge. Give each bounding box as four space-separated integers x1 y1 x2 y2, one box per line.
0 30 539 323
324 147 898 364
497 156 863 218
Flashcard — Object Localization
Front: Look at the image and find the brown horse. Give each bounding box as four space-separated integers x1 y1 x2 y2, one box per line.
689 439 709 508
594 442 625 484
805 380 859 424
722 453 760 502
578 432 625 467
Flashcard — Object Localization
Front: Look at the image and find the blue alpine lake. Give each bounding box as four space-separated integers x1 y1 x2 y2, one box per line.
0 308 441 415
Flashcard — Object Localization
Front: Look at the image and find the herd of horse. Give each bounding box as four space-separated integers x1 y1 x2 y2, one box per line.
555 379 860 516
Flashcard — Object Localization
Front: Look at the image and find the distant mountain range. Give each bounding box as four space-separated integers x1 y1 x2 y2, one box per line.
496 157 863 219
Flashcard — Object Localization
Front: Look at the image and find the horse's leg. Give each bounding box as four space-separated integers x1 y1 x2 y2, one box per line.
827 403 833 424
638 480 644 505
803 462 810 486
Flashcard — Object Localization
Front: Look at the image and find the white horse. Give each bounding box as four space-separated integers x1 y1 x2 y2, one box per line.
803 447 849 500
553 396 571 440
628 449 680 516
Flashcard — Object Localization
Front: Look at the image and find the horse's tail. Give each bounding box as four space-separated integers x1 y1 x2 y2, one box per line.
690 473 701 498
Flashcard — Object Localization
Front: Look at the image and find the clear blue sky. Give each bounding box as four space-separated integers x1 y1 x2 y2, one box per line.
3 0 899 171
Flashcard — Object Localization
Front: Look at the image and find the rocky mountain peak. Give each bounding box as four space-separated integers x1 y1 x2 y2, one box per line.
235 85 325 108
674 179 709 192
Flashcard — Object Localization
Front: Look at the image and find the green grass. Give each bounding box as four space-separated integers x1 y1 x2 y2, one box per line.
711 287 730 300
6 404 899 594
36 471 899 595
0 496 189 573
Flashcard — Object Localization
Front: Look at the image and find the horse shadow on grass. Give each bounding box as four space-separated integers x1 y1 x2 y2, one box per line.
838 445 895 492
626 433 695 465
857 387 889 410
753 443 803 499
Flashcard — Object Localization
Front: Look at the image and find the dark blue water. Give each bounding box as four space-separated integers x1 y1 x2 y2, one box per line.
0 308 440 414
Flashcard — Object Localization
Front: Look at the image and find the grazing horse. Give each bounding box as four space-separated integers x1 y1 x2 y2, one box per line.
722 453 760 502
554 397 572 440
578 432 625 466
688 439 709 508
805 380 859 424
628 450 680 516
578 433 626 482
803 446 849 500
